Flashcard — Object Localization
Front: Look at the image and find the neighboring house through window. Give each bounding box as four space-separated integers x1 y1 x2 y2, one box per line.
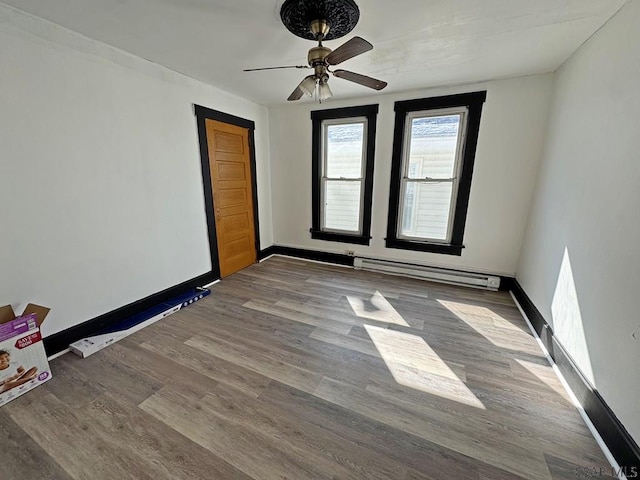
386 91 486 255
311 104 378 245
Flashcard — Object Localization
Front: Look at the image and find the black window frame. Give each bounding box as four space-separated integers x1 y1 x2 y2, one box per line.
386 91 486 256
310 104 378 245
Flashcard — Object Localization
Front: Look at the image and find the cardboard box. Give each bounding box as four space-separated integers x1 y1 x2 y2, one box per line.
0 304 52 407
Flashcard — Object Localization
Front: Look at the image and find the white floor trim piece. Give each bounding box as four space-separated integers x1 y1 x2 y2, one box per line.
202 279 220 288
47 347 70 361
70 303 186 358
509 291 626 480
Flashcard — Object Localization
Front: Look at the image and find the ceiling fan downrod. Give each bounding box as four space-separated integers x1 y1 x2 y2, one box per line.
309 19 330 43
307 19 332 70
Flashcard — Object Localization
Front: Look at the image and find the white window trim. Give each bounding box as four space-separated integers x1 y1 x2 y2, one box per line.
320 117 368 235
397 106 469 244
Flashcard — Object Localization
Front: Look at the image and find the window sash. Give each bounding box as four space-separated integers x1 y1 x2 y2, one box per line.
320 118 367 234
321 179 364 233
397 107 468 243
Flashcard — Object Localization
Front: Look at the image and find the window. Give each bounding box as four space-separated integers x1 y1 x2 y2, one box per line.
311 105 378 245
386 92 486 255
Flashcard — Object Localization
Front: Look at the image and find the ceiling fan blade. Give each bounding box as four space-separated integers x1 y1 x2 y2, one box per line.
333 70 387 90
244 65 309 72
325 37 373 66
287 86 305 101
288 75 317 101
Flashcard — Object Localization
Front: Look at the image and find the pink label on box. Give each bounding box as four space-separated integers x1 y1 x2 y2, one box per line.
15 331 42 349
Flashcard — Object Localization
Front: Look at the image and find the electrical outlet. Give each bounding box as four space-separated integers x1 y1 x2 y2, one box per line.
346 250 355 256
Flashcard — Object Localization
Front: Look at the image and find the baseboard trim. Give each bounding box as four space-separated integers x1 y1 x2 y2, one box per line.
511 280 640 472
498 276 516 292
257 245 277 261
259 246 355 266
43 270 217 356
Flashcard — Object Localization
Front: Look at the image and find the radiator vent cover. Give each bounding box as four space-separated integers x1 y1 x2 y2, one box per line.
354 257 501 291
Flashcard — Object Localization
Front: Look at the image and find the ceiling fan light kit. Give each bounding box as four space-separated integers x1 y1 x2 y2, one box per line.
244 0 387 102
318 81 333 102
300 75 318 96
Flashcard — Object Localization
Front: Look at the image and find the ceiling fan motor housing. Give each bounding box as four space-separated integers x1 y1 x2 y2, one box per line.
308 46 332 66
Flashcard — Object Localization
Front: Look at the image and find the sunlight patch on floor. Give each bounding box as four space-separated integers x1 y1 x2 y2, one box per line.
347 291 409 326
513 358 572 402
364 324 485 409
437 299 532 351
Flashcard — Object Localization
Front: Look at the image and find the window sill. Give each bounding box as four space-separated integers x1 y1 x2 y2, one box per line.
385 238 463 256
310 230 371 245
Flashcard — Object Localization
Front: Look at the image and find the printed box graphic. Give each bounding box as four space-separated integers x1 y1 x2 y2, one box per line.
0 307 52 407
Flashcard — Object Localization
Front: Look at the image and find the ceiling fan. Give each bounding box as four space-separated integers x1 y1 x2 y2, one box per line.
244 0 387 102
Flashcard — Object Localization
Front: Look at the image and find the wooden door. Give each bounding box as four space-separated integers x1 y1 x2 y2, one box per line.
206 119 257 277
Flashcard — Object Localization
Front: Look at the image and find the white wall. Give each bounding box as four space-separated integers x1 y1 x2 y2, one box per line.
0 5 272 337
269 74 553 276
517 1 640 443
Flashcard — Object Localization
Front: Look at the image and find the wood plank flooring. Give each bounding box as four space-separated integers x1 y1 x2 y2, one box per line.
0 256 615 479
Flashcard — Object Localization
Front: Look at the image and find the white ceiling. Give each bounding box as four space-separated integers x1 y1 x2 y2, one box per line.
1 0 626 105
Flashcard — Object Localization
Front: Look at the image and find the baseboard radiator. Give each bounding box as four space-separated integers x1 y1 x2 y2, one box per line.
353 257 501 291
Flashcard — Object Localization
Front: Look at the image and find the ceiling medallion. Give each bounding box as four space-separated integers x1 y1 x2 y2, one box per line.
280 0 360 41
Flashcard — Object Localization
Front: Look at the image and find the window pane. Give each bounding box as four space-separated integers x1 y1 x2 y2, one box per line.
401 182 453 241
407 115 460 179
324 180 361 232
326 123 364 179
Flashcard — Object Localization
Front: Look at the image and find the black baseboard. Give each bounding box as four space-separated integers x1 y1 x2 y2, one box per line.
257 245 277 260
43 271 217 356
259 245 354 266
499 276 516 292
511 280 640 470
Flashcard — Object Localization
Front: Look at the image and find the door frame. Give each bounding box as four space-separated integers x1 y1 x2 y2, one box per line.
194 104 261 280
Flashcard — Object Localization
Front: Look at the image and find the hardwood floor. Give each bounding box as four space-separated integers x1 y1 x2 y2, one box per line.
0 256 614 480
